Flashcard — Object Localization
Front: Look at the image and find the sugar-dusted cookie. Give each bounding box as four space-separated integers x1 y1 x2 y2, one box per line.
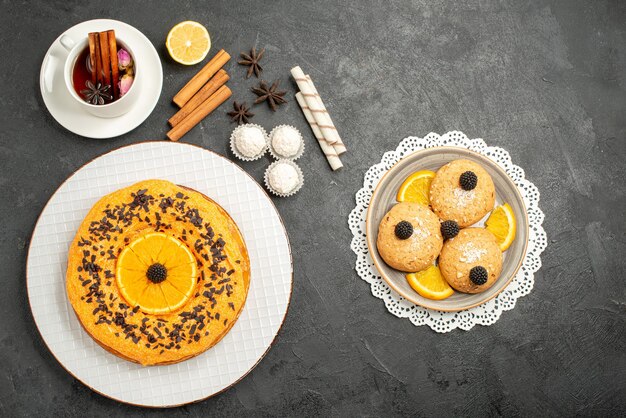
376 202 443 272
439 228 502 293
430 159 495 227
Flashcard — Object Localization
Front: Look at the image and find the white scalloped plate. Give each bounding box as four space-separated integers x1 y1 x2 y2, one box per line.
349 132 547 332
366 147 529 312
27 142 292 406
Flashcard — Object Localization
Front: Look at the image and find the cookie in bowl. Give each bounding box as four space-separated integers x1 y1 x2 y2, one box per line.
430 159 495 227
65 179 250 366
376 202 443 272
438 228 502 293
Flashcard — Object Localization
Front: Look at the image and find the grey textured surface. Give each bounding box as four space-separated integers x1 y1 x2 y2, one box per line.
1 0 625 416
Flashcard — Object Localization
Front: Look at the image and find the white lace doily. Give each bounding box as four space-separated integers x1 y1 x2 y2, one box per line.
348 131 547 332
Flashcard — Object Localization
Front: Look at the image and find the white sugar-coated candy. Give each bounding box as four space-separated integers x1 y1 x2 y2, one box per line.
268 162 299 194
271 126 302 158
234 126 266 158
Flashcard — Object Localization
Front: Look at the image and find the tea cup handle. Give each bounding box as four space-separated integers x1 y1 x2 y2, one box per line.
59 34 75 52
42 55 57 94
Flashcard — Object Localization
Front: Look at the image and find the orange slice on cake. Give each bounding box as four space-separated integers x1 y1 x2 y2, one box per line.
116 232 197 315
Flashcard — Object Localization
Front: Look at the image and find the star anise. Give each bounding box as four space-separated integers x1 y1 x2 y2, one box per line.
238 47 265 78
227 101 254 124
80 80 112 105
251 80 287 111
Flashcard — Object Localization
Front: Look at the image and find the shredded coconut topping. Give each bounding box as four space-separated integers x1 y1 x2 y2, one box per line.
453 187 475 207
459 242 488 263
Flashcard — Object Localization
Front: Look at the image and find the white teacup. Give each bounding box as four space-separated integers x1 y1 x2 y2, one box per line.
60 33 140 118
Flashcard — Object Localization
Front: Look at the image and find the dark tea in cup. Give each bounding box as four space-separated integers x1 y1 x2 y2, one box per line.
71 30 135 105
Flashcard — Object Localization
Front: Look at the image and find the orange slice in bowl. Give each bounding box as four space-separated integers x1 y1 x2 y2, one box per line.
396 170 436 206
116 232 197 315
485 203 517 251
406 265 454 300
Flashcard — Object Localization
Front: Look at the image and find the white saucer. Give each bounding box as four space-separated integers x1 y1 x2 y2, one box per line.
40 19 163 139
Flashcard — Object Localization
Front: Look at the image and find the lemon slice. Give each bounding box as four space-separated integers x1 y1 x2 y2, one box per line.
485 203 517 251
396 170 436 206
406 265 454 300
116 232 197 314
166 21 211 65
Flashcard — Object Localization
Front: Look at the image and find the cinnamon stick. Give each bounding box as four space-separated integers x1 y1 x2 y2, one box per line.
173 49 230 107
107 30 119 100
168 69 230 127
167 85 232 142
98 31 111 88
87 33 98 84
93 33 102 85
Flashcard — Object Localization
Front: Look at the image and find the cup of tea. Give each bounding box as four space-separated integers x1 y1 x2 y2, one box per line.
60 31 140 118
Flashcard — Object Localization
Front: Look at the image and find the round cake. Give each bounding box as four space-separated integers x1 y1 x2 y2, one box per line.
376 202 443 272
430 159 495 227
438 228 502 293
65 179 250 366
